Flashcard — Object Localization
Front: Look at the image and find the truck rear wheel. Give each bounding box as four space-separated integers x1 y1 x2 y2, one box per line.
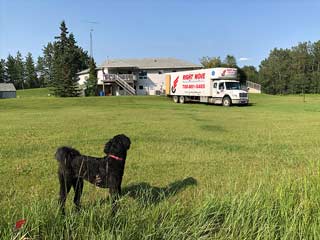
222 96 231 107
179 96 185 104
173 96 179 103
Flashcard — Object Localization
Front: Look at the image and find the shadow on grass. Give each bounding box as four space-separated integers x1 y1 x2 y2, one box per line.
237 102 255 107
122 177 197 205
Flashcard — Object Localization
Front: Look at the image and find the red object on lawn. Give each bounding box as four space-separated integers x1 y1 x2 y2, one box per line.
15 219 26 229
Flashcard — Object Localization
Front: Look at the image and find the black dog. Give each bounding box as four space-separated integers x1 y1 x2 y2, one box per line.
55 134 131 214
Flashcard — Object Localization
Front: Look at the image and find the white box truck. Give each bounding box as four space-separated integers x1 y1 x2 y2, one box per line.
165 68 249 106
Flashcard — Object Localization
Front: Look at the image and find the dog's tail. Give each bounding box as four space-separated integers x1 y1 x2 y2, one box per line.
55 146 81 170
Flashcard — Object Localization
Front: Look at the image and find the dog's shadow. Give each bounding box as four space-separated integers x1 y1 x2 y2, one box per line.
122 177 197 205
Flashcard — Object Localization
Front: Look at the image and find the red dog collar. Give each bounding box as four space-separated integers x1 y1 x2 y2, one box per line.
109 154 123 161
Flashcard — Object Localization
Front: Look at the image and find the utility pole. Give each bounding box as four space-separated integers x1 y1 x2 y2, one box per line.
90 28 93 58
83 20 99 58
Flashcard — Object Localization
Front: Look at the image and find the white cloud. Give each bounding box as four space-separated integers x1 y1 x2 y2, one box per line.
239 57 250 61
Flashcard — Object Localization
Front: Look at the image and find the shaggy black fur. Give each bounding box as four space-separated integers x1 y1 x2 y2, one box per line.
55 134 131 215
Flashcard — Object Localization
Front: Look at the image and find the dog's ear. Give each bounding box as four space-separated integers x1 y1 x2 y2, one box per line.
121 135 131 150
104 139 113 154
55 147 66 162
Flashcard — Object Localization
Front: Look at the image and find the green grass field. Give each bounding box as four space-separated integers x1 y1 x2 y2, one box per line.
1 90 320 239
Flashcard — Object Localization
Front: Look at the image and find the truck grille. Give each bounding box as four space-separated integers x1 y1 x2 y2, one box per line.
240 93 247 98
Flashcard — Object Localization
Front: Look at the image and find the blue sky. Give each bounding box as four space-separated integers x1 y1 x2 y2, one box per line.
1 0 320 68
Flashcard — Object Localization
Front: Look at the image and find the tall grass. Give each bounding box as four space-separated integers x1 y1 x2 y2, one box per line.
3 175 320 239
1 91 320 239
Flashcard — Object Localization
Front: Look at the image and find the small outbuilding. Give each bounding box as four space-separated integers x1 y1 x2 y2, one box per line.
0 83 16 99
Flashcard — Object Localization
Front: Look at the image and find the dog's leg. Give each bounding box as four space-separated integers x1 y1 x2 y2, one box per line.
108 176 121 216
58 173 72 215
73 177 84 211
109 187 120 216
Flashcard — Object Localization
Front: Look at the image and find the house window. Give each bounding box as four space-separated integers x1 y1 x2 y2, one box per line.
139 71 147 80
139 85 143 90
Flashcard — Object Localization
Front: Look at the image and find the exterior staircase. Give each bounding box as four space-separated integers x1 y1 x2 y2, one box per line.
114 74 136 95
103 73 136 95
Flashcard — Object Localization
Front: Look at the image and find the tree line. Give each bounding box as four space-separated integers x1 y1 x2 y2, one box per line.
0 21 97 97
201 41 320 95
0 51 42 89
258 41 320 94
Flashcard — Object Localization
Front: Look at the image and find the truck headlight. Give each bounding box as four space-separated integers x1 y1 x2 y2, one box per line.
232 94 238 98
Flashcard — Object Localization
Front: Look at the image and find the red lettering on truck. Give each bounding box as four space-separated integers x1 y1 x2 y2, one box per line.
183 74 193 80
195 73 205 79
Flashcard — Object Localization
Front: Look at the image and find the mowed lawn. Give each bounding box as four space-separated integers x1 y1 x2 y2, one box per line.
1 90 320 239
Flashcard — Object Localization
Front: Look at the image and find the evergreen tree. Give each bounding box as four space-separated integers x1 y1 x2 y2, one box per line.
85 57 98 96
25 53 39 88
42 43 55 86
51 21 68 96
0 59 6 83
36 56 46 87
6 54 16 85
50 21 90 97
15 51 25 89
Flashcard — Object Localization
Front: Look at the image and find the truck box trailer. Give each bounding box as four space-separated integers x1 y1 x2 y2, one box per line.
165 68 249 106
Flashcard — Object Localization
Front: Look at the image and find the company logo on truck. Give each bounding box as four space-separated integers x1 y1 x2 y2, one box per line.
171 76 179 93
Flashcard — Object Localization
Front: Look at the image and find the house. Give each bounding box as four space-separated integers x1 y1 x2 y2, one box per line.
0 83 16 99
77 58 201 96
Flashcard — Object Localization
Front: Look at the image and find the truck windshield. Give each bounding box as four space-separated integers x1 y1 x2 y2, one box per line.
225 82 240 90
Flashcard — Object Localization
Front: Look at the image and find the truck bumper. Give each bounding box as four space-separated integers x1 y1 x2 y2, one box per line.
232 99 249 105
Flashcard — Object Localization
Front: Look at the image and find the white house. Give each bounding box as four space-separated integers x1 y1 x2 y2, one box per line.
77 58 201 96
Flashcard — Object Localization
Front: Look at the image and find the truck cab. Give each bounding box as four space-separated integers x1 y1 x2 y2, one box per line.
212 80 249 106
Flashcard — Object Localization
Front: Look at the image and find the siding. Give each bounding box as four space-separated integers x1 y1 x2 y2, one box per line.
0 91 16 98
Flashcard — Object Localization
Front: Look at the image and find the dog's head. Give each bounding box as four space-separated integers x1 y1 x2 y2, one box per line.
104 134 131 155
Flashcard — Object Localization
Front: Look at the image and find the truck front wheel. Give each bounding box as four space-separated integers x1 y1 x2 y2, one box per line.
179 96 185 104
173 96 179 103
222 96 231 107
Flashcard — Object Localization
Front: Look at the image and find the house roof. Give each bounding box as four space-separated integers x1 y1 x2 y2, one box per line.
77 67 103 75
77 69 90 75
0 83 16 92
99 57 201 69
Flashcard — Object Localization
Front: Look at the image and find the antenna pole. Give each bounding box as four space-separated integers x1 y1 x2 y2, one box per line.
90 29 93 58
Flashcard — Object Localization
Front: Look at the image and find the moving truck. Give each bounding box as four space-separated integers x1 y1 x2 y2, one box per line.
165 68 249 106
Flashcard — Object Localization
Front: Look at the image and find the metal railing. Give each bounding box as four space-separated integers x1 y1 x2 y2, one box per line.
246 81 261 91
103 74 136 82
